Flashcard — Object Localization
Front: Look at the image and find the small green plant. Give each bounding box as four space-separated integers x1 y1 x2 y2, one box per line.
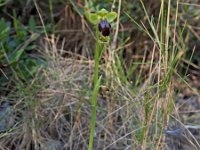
85 8 117 150
0 16 44 93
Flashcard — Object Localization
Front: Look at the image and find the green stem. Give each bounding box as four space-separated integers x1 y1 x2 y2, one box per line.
88 79 99 150
49 0 55 33
94 42 100 85
88 32 103 150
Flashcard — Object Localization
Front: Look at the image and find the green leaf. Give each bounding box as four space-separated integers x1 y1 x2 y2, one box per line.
0 0 8 7
28 16 36 31
105 12 117 22
89 13 100 25
8 48 25 65
0 18 10 42
91 76 101 106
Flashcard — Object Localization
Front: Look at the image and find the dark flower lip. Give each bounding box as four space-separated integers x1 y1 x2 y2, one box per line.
98 19 111 36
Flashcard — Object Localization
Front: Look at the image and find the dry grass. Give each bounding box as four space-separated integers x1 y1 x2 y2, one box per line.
0 0 200 150
1 36 198 149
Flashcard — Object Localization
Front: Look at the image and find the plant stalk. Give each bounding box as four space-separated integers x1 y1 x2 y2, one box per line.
88 32 103 150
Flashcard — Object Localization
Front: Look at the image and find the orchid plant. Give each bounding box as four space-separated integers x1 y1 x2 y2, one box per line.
85 8 117 150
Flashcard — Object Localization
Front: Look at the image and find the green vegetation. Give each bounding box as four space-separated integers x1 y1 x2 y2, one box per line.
0 0 199 149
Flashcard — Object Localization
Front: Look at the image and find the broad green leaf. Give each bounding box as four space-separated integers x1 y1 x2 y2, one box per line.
105 12 117 22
